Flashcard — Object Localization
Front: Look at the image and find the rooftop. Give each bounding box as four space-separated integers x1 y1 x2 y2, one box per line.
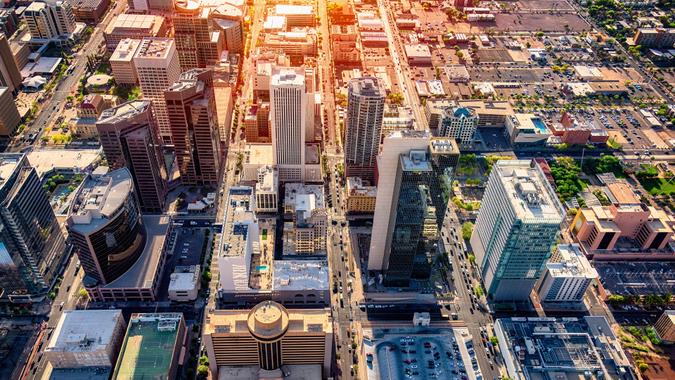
349 76 385 98
26 149 100 177
46 310 123 354
493 160 564 222
547 244 598 279
104 215 169 289
495 316 633 380
244 144 273 165
113 313 183 380
98 100 151 125
400 150 432 172
217 365 321 380
273 260 329 291
110 38 141 63
274 4 312 15
106 14 164 34
205 306 331 336
284 183 325 219
346 177 377 197
595 261 675 297
68 168 133 232
134 38 175 60
168 265 199 292
0 153 23 192
404 44 432 58
271 67 305 87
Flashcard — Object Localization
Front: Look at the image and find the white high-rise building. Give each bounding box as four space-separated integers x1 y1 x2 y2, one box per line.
255 166 278 213
23 0 75 40
133 38 182 143
537 244 597 303
470 159 564 302
270 67 307 182
368 130 431 271
439 107 479 148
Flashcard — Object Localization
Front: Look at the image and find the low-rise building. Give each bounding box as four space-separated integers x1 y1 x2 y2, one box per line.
255 166 278 213
45 310 126 369
203 301 332 378
457 100 513 128
283 183 327 255
113 313 186 380
654 310 675 342
537 244 597 306
634 27 675 48
505 113 551 146
104 14 167 52
346 177 377 214
273 4 314 27
168 265 200 302
570 181 673 253
263 31 317 56
404 44 432 66
72 0 110 23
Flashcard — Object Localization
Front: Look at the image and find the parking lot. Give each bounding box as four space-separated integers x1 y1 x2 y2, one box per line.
370 332 481 380
594 261 675 297
156 224 211 301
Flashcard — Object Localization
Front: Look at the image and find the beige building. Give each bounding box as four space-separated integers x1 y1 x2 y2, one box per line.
654 310 675 342
0 87 20 136
203 301 332 378
133 38 182 143
110 38 141 85
104 14 167 52
283 183 327 254
264 31 317 57
457 100 514 128
346 177 376 214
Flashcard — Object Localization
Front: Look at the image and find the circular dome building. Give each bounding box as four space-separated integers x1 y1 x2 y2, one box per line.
246 301 289 370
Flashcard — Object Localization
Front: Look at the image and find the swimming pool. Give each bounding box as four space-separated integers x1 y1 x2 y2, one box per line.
532 117 548 133
256 265 269 272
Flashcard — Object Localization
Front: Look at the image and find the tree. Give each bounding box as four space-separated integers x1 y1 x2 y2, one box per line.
490 336 499 345
197 364 209 378
199 355 209 366
468 254 476 266
638 362 649 373
387 92 404 105
78 288 89 299
461 222 474 241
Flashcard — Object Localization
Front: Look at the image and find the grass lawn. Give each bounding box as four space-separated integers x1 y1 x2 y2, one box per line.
639 177 675 196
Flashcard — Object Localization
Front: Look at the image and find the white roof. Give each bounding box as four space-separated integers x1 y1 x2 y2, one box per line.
46 310 123 353
274 4 312 15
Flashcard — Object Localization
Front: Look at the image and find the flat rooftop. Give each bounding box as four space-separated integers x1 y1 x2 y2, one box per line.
284 183 325 209
594 261 675 296
493 160 564 222
273 260 329 291
68 168 134 233
26 149 101 177
547 244 597 279
205 307 331 336
114 313 183 380
98 100 151 124
271 67 305 87
217 365 321 380
46 310 123 354
104 215 169 289
494 317 632 380
168 265 199 291
274 4 312 15
0 153 23 192
106 14 164 34
110 38 141 63
244 144 273 165
349 76 385 98
134 38 174 60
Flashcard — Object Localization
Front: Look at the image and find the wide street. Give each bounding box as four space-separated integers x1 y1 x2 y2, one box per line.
441 205 502 380
8 0 127 153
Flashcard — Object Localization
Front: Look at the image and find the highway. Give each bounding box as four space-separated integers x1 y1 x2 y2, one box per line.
441 205 502 380
8 0 126 153
376 0 427 130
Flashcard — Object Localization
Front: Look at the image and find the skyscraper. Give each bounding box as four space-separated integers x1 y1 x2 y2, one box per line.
0 35 22 93
270 67 308 182
0 87 20 136
96 100 168 212
165 69 222 185
66 168 144 286
470 159 564 302
344 77 385 182
133 38 182 144
0 154 66 303
368 132 459 286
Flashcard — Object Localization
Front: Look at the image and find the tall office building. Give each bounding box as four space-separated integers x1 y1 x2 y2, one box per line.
66 168 144 286
0 154 66 303
0 87 20 136
368 133 459 286
439 106 479 148
96 100 168 213
344 77 385 181
133 38 182 144
165 69 222 185
470 159 564 302
270 67 308 182
0 35 21 93
22 0 75 40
